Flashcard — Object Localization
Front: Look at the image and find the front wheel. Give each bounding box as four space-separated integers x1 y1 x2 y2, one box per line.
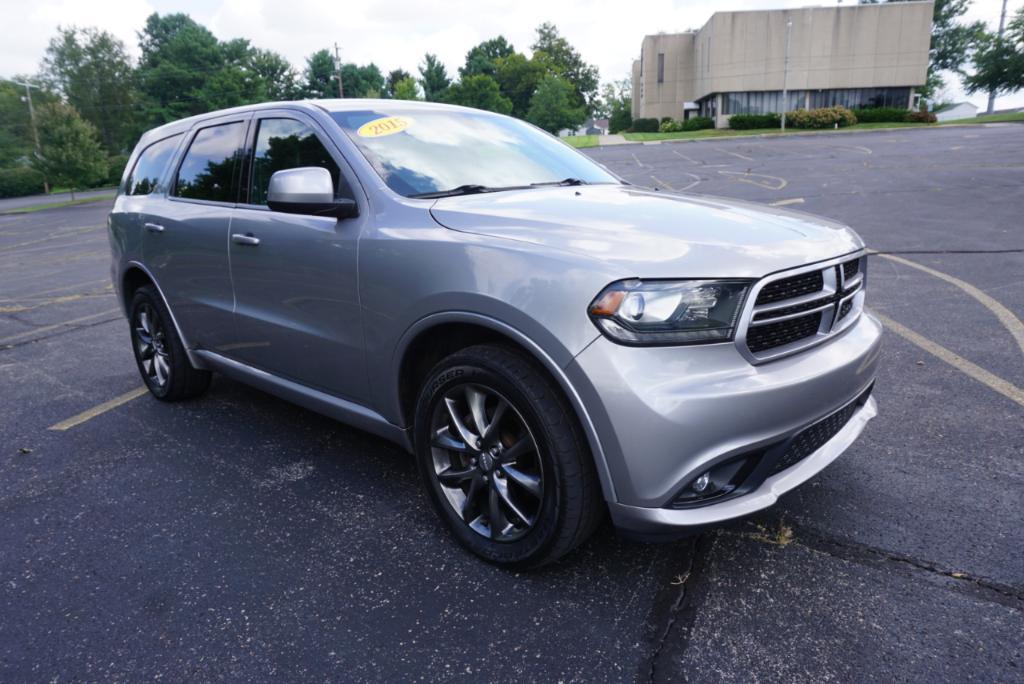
414 344 603 568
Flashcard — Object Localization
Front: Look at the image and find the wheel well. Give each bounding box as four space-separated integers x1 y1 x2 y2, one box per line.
398 322 547 428
121 267 153 311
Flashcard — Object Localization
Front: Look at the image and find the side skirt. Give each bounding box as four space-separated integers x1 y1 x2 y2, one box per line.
193 350 413 452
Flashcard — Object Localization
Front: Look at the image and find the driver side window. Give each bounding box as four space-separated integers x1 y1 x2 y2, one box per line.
248 118 352 205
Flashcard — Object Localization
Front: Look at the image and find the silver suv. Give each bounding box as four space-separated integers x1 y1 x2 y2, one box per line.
109 100 881 567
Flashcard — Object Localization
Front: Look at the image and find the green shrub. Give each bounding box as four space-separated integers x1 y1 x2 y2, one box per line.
609 107 632 133
0 167 46 199
660 116 673 125
851 107 911 123
105 154 130 187
683 116 714 131
632 117 660 133
728 113 781 130
905 110 937 123
785 106 857 129
659 119 683 132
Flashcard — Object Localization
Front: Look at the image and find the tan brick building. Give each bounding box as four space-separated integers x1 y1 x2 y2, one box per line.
632 1 933 127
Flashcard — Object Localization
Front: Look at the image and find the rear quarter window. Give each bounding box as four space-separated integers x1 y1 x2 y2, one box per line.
124 134 183 196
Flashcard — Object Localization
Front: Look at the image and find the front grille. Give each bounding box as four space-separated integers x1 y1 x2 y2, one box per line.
770 385 873 475
836 299 853 322
746 312 822 352
842 258 860 280
740 254 867 360
756 271 824 305
753 296 832 321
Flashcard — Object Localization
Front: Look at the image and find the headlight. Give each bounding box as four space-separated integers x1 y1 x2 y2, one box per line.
588 279 751 346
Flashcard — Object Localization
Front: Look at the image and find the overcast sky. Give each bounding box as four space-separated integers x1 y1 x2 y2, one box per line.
1 0 1022 110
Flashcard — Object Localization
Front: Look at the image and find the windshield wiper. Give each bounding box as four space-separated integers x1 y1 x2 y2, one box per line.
530 177 588 187
411 184 493 199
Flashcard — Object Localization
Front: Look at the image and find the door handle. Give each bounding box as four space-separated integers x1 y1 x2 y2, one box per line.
145 222 165 233
232 233 260 246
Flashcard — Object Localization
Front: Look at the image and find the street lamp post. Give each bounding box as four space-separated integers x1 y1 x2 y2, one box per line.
781 19 793 131
3 77 48 193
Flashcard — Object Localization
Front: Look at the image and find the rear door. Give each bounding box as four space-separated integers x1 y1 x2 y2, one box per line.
145 114 250 351
227 110 370 402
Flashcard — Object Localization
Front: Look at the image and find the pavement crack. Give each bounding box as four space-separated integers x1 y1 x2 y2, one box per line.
644 532 713 683
790 526 1024 609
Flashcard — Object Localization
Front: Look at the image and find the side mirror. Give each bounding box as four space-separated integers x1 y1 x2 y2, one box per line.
266 167 358 219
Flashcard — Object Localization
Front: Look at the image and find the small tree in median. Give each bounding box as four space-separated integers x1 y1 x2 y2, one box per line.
31 102 107 199
526 74 585 134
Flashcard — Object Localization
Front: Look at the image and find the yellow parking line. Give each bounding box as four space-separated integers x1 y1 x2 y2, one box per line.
874 312 1024 408
0 307 121 345
48 387 150 431
875 252 1024 357
770 198 805 207
650 175 675 191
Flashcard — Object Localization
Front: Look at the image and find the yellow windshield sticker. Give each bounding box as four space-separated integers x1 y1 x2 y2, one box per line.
357 116 410 138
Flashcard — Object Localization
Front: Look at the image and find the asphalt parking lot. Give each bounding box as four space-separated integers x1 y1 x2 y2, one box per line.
1 124 1022 681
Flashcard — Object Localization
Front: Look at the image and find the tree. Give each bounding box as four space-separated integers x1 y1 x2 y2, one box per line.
419 53 451 101
965 8 1024 97
340 62 384 98
42 26 138 153
862 0 985 98
31 102 107 199
526 74 585 133
0 79 59 168
494 53 545 118
531 23 600 114
599 79 633 133
442 74 513 114
385 69 412 98
136 13 225 122
460 36 515 78
249 48 299 101
393 77 421 100
303 49 338 98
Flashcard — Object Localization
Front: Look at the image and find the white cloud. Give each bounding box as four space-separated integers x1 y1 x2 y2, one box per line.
1 0 1022 109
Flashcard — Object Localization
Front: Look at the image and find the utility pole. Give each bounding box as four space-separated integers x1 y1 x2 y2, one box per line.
334 43 344 98
6 78 48 193
781 19 793 131
986 0 1009 115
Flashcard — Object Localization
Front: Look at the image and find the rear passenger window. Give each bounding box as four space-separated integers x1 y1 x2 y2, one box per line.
248 118 352 205
125 134 181 195
174 122 246 203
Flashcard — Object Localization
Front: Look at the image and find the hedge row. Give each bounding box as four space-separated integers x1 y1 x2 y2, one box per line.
786 106 858 129
659 116 715 133
0 167 46 199
728 113 782 130
631 117 660 133
850 107 911 123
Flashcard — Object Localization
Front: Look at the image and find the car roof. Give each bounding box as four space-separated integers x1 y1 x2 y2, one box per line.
137 99 479 147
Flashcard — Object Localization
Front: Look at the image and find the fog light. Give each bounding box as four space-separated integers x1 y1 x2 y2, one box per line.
692 471 710 493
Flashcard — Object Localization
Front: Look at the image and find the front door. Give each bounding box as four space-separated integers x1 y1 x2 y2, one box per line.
227 112 369 403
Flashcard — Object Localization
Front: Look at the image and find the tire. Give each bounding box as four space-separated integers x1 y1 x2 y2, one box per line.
128 285 211 401
413 344 604 568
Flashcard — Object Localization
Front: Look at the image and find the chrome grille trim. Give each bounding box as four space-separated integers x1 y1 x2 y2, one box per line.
735 251 867 364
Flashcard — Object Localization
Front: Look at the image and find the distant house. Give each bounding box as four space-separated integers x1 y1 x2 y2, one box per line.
935 102 978 122
558 118 610 137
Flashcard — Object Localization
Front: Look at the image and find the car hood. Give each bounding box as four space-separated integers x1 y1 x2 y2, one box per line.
429 184 863 278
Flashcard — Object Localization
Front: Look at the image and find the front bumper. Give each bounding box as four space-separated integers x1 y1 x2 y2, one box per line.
566 311 883 534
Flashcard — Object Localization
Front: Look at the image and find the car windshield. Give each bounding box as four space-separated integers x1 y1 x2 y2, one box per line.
331 108 618 198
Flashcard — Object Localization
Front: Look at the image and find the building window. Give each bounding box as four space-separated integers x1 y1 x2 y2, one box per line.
809 87 911 109
721 91 806 115
657 53 665 84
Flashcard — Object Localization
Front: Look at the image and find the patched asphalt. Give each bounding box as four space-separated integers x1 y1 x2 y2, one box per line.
1 124 1022 681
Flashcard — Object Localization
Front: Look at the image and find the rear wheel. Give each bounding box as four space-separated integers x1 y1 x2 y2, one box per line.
414 344 603 568
129 285 211 401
